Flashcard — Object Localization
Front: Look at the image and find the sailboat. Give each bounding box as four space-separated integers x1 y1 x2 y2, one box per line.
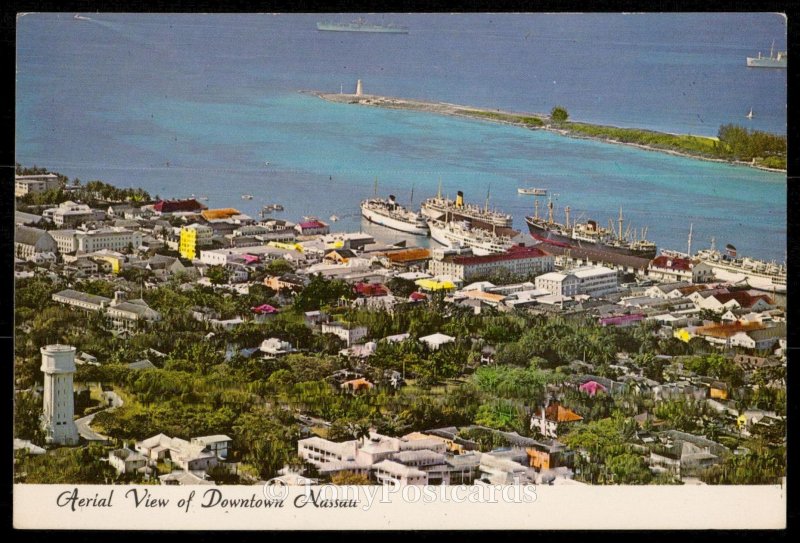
746 107 754 120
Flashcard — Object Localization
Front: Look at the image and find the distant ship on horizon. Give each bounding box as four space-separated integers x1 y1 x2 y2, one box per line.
747 40 787 68
316 18 409 34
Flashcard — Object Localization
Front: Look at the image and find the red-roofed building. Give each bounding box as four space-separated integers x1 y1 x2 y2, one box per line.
409 291 428 302
648 255 714 283
530 401 583 438
695 290 774 312
354 282 389 297
153 199 206 214
251 304 279 315
429 245 554 281
295 219 329 236
579 381 608 397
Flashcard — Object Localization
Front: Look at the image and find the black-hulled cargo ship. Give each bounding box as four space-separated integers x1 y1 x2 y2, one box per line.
525 197 657 259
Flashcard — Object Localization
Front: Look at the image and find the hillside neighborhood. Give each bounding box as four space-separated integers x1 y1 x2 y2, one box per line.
14 168 786 487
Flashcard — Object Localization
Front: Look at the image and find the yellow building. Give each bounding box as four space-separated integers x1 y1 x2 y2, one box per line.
93 254 124 274
179 224 213 260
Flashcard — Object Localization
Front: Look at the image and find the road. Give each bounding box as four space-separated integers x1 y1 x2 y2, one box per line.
75 390 123 442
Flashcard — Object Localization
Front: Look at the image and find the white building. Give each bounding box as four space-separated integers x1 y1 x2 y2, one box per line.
75 227 143 253
15 173 60 196
419 333 456 350
372 460 428 486
321 322 368 346
108 447 149 475
46 201 103 227
50 229 79 254
428 245 554 281
535 271 580 297
571 265 618 297
40 344 80 445
200 245 307 267
191 435 233 460
15 225 58 261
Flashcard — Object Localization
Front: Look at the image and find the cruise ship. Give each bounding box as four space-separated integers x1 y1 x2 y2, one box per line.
316 19 409 34
427 219 515 256
525 198 657 259
421 189 513 229
696 240 786 293
361 195 429 235
747 41 787 68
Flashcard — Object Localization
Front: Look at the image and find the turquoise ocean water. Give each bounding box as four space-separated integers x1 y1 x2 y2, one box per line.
16 13 786 260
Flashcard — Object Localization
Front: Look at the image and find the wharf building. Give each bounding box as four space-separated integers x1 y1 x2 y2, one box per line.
428 245 554 281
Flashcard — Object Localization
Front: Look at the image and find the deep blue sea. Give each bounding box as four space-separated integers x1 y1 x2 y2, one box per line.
16 13 787 261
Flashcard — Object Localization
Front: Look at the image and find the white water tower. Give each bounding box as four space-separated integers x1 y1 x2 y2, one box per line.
40 344 80 446
356 79 363 96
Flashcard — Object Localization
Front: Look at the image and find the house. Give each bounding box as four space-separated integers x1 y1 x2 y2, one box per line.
259 338 295 356
324 248 357 264
135 434 219 472
339 342 377 359
419 333 455 351
15 225 58 261
108 447 149 475
526 440 572 471
530 400 583 438
295 219 329 236
354 282 389 297
158 471 215 486
340 378 375 394
265 273 308 292
647 256 713 283
649 430 729 478
126 359 156 371
303 310 328 326
106 291 162 331
321 322 368 346
191 435 233 460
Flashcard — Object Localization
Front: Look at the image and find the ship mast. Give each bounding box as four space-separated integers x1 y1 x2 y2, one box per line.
687 223 693 257
410 184 415 205
547 196 554 225
374 177 378 197
484 185 491 213
618 206 624 241
534 197 540 220
437 178 442 199
564 206 571 230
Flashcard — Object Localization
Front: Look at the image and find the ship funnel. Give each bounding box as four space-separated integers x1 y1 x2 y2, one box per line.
456 191 464 208
388 194 396 202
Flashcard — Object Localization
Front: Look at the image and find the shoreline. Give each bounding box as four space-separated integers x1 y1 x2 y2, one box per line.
307 91 786 174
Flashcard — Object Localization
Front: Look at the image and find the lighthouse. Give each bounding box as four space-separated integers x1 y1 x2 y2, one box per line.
356 79 363 96
40 344 80 445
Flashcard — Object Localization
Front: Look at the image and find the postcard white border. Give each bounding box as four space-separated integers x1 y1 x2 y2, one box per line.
14 483 786 530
